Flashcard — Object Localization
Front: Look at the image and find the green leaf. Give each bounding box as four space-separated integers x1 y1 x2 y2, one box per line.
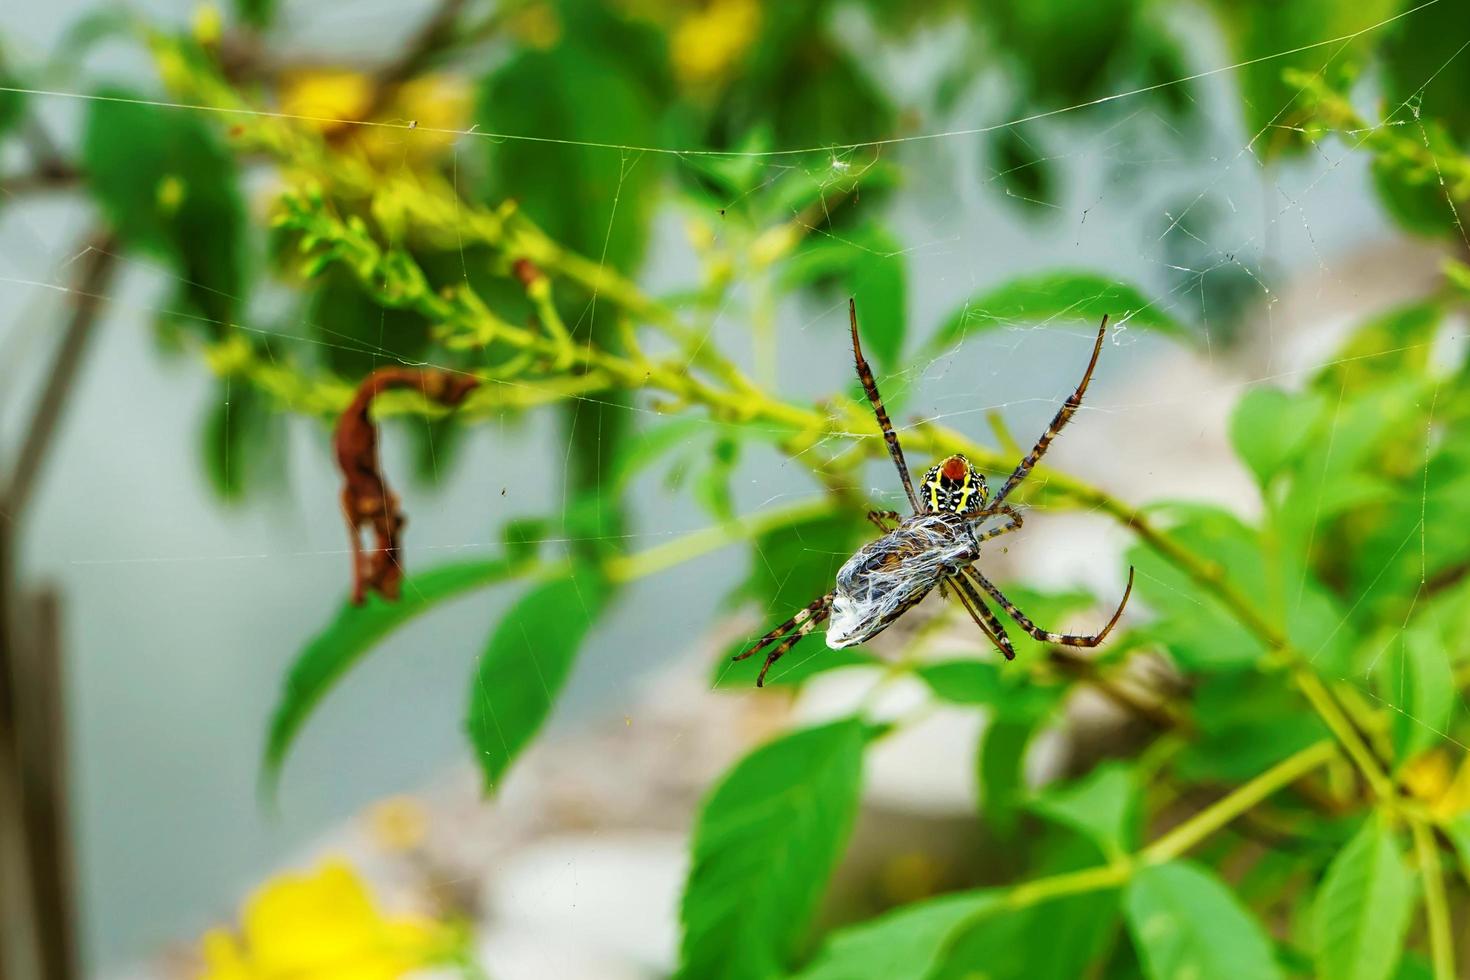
83 86 245 329
478 38 661 272
932 832 1121 978
975 0 1138 108
201 379 283 502
234 0 276 28
1376 626 1454 764
0 63 23 137
1446 814 1470 886
694 436 741 523
1379 0 1470 151
1230 386 1324 487
933 270 1184 348
740 510 867 615
936 892 1121 978
986 124 1058 213
1177 672 1329 782
677 718 868 980
467 564 610 791
1029 762 1139 859
978 716 1034 837
263 558 523 788
1127 505 1268 670
1212 0 1396 156
1312 816 1415 980
307 267 432 379
783 223 907 368
792 889 998 980
1125 861 1283 980
916 659 1056 720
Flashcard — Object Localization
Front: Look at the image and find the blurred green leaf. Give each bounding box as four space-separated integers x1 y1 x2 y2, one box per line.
263 558 523 789
1176 672 1329 782
740 510 866 614
1212 0 1396 156
978 716 1034 837
694 436 741 523
976 0 1138 108
934 890 1120 979
793 889 998 980
1447 814 1470 884
83 86 244 328
783 223 907 368
0 63 23 137
1029 762 1139 859
986 125 1058 214
1125 860 1283 980
1230 386 1324 488
467 563 610 791
201 379 282 502
1127 505 1268 670
308 267 432 379
1311 816 1414 980
478 39 661 272
933 270 1184 347
1375 625 1454 764
677 718 868 980
234 0 275 29
1312 302 1442 393
1380 0 1470 143
917 658 1056 720
932 833 1120 978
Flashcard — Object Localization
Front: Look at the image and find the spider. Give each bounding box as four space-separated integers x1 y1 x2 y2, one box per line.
733 299 1135 686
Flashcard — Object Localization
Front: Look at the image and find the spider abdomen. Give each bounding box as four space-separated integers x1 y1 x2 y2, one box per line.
827 512 977 649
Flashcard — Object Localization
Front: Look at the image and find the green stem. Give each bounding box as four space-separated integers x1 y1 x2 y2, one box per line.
1412 818 1456 980
603 497 833 584
981 740 1336 915
1140 740 1337 863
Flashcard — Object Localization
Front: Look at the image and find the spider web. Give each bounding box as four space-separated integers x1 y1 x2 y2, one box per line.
1 0 1467 972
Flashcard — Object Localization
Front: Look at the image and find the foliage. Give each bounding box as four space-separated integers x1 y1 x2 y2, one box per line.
6 1 1470 978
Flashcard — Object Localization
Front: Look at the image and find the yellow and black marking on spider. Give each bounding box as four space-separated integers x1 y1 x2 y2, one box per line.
733 299 1134 686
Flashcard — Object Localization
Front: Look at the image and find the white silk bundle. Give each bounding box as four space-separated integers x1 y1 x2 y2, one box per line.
827 512 977 649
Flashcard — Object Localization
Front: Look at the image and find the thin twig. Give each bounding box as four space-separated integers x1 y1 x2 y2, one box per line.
5 231 118 521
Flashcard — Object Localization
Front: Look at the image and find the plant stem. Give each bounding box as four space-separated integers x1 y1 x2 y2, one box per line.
1140 740 1336 863
602 497 833 584
965 740 1335 920
1412 817 1456 980
1292 668 1396 804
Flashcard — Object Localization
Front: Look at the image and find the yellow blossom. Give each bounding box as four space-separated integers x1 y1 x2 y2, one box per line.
276 69 470 166
191 3 223 47
197 860 453 980
672 0 761 87
507 3 562 50
368 796 429 852
1402 748 1470 820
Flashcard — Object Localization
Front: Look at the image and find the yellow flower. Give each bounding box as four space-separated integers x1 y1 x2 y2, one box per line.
368 796 429 853
278 68 374 130
672 0 761 87
1402 748 1470 820
276 69 471 166
198 860 453 980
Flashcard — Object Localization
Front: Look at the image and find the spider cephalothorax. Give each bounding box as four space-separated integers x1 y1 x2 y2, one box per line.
920 454 988 513
733 299 1134 685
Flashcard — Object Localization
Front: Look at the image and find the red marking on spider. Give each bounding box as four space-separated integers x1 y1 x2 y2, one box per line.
941 455 968 480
